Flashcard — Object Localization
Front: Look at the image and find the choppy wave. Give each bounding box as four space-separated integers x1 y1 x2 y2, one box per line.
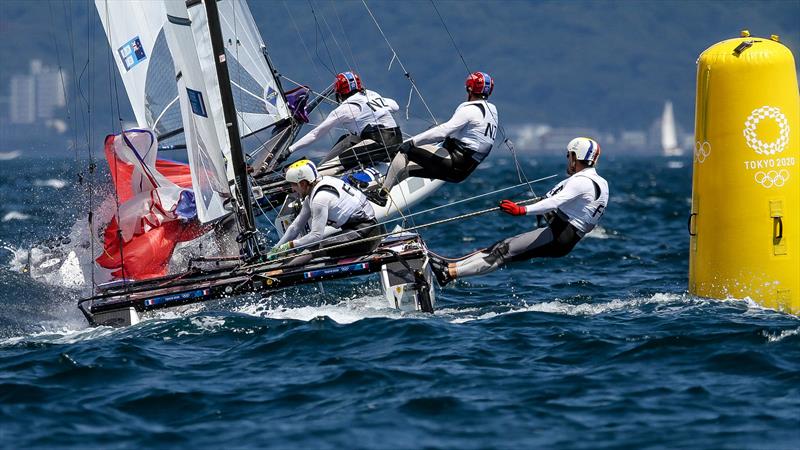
2 155 799 449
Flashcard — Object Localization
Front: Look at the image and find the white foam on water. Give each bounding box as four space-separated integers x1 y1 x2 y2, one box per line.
235 292 412 324
2 211 30 222
176 316 227 336
33 178 68 189
585 225 613 239
763 327 800 343
667 160 684 169
448 292 689 323
0 325 117 348
5 196 124 290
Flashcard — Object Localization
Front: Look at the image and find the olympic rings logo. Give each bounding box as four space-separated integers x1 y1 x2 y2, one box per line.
754 169 790 188
694 141 711 163
743 106 790 155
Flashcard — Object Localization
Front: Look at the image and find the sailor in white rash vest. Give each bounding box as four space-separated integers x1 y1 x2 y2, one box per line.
288 71 402 176
367 71 498 207
428 137 609 286
267 159 383 261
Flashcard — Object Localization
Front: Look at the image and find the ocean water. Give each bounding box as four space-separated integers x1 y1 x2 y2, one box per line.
1 153 798 449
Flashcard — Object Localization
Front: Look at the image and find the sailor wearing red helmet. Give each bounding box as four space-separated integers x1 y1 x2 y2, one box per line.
367 71 498 207
428 137 609 286
289 71 403 175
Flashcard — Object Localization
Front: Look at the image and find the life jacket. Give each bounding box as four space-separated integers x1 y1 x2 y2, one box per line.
449 100 498 162
548 168 609 234
340 90 398 134
310 176 375 228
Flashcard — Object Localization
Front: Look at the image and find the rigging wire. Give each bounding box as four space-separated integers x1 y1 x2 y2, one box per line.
47 1 78 165
307 0 337 76
282 174 555 255
101 0 128 283
428 0 538 198
381 174 556 227
330 1 360 74
278 74 338 106
84 0 97 290
49 0 94 289
429 0 471 74
265 194 545 264
315 4 354 70
361 0 437 124
59 1 82 166
282 1 329 88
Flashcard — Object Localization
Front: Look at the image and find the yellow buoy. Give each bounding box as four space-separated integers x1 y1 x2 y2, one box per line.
689 31 800 313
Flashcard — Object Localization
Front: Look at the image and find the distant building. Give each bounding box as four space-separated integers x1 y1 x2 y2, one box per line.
540 127 601 151
505 124 617 154
8 60 67 125
9 75 35 124
504 123 551 151
619 130 647 150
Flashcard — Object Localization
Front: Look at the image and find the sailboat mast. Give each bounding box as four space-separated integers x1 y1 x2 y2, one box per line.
203 0 259 257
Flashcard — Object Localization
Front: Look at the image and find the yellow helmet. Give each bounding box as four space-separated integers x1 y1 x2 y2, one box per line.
285 159 319 184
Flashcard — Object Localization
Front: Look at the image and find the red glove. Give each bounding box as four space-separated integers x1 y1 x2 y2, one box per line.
499 199 526 216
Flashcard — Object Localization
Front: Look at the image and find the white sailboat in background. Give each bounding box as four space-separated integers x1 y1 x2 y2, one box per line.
661 100 683 157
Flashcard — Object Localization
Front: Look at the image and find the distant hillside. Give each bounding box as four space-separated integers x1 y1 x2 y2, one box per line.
0 0 797 147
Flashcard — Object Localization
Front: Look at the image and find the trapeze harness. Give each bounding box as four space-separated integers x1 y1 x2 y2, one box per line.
453 169 608 278
309 176 383 257
327 91 403 170
405 100 498 183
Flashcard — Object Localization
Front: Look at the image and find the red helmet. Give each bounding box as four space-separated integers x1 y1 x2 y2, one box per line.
335 71 363 96
465 72 494 96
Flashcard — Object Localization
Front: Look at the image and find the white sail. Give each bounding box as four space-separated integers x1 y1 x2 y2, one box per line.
661 100 683 157
163 0 234 223
218 0 292 136
94 0 182 141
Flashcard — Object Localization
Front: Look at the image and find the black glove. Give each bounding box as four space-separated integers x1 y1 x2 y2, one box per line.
397 140 414 154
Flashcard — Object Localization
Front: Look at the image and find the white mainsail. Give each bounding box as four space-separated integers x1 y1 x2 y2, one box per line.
163 0 233 223
95 0 182 140
97 0 295 223
218 0 292 136
661 100 683 157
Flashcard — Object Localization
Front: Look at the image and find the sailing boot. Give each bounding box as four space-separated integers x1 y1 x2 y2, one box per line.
429 255 453 287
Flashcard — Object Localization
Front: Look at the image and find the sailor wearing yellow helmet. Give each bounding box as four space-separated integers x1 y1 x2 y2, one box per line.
267 159 382 261
428 137 609 286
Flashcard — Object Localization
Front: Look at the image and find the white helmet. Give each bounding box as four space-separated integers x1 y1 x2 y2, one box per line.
566 137 601 166
285 159 319 184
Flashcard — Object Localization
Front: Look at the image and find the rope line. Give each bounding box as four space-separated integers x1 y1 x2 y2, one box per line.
278 174 555 255
382 174 556 226
283 0 328 87
361 0 437 124
430 0 471 73
427 0 537 198
307 0 337 76
264 196 544 265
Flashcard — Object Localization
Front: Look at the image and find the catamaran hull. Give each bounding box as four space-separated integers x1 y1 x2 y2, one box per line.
79 234 435 327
